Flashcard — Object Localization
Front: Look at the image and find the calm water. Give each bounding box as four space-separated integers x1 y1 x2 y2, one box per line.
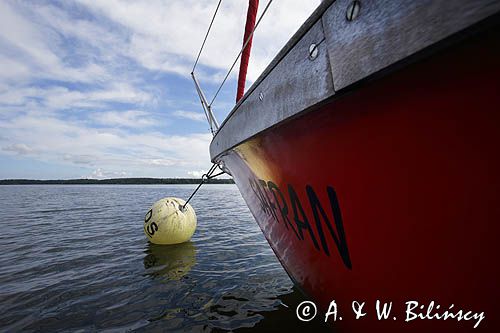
0 185 329 332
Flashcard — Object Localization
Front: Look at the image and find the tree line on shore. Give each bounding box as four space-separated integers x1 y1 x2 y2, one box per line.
0 178 235 185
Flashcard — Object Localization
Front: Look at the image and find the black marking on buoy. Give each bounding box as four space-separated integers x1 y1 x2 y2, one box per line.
145 209 152 224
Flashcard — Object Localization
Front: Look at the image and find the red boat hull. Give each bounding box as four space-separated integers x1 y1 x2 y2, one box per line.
219 27 500 331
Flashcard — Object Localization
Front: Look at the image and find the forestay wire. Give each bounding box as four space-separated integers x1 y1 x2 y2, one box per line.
191 0 273 106
209 0 273 106
192 0 223 73
185 0 273 206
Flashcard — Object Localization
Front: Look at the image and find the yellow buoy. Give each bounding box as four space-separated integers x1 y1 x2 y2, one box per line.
144 197 197 245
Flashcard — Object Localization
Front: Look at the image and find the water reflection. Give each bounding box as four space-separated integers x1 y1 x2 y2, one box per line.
143 241 197 280
0 185 324 331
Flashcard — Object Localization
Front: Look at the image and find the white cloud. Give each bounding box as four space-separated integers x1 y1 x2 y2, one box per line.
63 154 94 165
91 110 157 128
0 84 153 110
75 0 320 82
146 158 184 167
85 168 128 179
0 54 31 82
0 0 320 93
187 170 206 178
173 110 205 122
0 0 321 178
0 112 212 176
0 1 110 85
2 143 35 155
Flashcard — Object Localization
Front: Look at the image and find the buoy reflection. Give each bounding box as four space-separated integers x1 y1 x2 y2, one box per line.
143 241 197 280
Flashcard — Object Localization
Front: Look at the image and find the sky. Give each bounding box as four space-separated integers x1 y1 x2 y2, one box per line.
0 0 319 179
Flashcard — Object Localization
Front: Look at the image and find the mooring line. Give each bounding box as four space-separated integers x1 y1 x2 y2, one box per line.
182 164 224 209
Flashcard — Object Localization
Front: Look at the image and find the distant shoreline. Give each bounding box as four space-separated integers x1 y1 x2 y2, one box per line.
0 178 235 185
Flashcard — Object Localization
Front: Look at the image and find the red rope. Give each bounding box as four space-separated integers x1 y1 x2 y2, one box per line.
236 0 259 103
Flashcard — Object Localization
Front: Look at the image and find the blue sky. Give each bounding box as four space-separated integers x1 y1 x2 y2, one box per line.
0 0 318 179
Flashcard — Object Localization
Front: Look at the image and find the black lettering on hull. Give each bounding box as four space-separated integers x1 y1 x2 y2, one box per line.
288 184 320 251
247 176 352 270
307 185 352 269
